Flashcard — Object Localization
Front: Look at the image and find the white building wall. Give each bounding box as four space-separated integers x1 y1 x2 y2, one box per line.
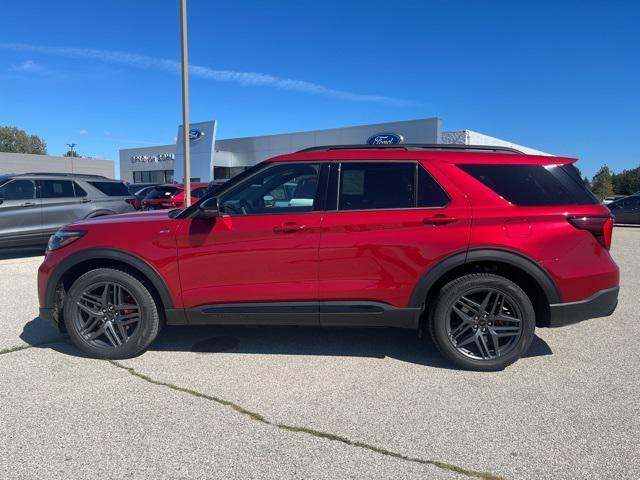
441 130 551 156
215 118 442 168
0 152 115 178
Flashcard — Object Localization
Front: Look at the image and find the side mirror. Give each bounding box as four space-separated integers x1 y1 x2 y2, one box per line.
198 197 220 218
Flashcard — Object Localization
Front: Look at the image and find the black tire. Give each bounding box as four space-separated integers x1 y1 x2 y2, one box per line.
63 268 161 359
429 273 535 371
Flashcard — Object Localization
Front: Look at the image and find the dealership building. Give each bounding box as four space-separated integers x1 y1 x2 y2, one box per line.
118 117 550 184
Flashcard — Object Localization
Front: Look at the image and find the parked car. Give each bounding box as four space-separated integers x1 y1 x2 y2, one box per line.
126 183 159 196
602 195 626 205
0 173 134 249
129 184 160 210
38 144 619 371
608 194 640 224
140 183 208 210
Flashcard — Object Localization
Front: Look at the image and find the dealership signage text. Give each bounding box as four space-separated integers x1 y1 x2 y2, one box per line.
130 153 175 164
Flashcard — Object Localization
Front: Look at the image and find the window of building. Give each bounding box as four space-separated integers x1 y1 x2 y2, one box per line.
214 166 247 180
0 179 35 200
40 180 75 198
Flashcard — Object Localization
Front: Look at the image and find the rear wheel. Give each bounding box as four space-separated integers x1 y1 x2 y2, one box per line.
429 273 535 371
64 268 161 359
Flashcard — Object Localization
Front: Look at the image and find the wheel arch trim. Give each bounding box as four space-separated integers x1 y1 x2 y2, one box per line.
408 248 561 308
45 248 175 310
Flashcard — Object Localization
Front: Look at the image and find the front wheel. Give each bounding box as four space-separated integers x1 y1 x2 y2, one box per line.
64 268 161 359
429 273 535 371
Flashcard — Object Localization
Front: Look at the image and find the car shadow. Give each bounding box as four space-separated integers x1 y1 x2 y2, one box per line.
21 316 553 370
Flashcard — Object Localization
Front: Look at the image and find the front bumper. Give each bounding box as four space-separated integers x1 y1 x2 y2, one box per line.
548 287 619 328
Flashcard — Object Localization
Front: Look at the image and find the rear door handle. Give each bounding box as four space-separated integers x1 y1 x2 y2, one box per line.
423 214 456 226
273 222 306 234
21 202 37 208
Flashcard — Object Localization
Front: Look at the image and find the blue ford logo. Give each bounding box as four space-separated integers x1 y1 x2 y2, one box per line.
189 129 204 141
366 133 404 145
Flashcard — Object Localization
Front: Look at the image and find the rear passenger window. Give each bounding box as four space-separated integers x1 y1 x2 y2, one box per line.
459 164 598 206
40 180 75 198
88 181 131 197
339 163 415 211
337 162 449 211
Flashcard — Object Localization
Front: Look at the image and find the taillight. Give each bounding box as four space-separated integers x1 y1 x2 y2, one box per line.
568 216 614 250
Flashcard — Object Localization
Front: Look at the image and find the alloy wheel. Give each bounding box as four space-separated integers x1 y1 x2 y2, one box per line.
446 288 523 360
72 282 141 348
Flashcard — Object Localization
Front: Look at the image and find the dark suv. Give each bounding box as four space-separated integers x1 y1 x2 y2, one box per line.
0 173 134 248
37 145 619 371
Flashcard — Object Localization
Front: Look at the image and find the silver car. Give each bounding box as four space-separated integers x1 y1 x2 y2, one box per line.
0 173 135 249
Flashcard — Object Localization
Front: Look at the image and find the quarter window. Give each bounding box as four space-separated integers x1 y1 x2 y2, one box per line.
0 179 35 200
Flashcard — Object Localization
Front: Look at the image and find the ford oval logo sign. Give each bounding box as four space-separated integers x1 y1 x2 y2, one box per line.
366 132 404 145
188 129 204 141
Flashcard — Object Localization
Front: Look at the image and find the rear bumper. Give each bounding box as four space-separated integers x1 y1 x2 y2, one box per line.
548 287 619 328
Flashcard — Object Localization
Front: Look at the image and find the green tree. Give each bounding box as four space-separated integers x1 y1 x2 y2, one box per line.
591 165 615 199
0 126 47 154
612 166 640 195
63 150 81 158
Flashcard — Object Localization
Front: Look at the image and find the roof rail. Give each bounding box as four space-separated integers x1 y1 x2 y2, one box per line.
18 172 109 179
296 143 524 154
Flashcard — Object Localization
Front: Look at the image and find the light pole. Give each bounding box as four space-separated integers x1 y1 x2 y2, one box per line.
67 143 77 157
179 0 191 207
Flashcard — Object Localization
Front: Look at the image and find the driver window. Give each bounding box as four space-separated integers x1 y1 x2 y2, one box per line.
220 163 321 216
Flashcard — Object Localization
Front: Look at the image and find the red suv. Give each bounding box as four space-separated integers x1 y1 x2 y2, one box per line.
140 183 208 210
38 145 619 370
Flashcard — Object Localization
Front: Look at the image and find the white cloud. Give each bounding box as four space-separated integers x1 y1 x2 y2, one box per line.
0 43 413 106
8 59 47 74
79 129 89 135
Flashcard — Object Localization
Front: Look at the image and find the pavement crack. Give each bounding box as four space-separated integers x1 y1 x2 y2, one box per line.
108 359 505 480
0 336 68 356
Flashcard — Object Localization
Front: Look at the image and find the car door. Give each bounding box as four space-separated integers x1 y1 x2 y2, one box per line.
318 160 472 323
0 178 42 247
175 162 326 323
38 179 87 236
610 197 640 224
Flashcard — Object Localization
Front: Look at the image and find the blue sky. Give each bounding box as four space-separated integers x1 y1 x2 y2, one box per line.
1 0 638 178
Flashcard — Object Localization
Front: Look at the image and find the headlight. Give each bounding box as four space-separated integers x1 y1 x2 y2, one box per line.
47 230 87 251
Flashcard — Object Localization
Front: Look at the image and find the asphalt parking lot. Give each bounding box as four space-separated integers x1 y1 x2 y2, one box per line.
1 227 639 480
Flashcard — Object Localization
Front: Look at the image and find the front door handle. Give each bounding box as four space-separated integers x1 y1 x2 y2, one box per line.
273 222 306 234
21 202 37 208
81 198 91 203
423 214 456 226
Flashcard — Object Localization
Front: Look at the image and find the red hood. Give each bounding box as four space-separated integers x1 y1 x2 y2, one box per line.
69 210 172 227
